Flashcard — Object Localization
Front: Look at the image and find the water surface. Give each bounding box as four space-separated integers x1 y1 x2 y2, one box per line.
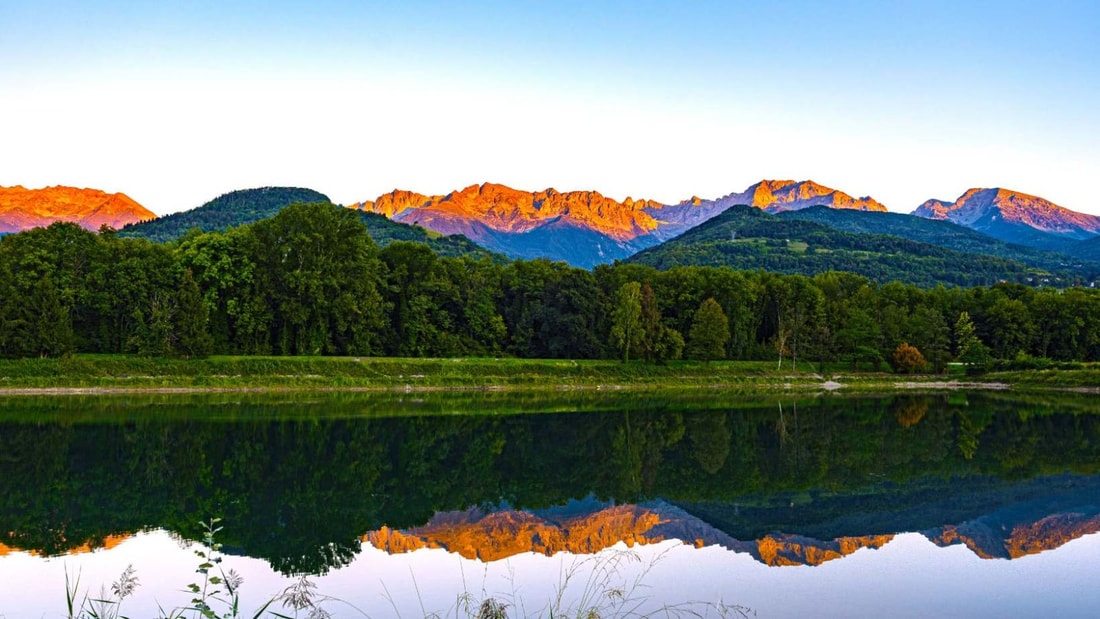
1 391 1099 617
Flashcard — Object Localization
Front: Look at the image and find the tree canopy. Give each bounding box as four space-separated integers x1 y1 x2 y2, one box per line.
4 206 1100 371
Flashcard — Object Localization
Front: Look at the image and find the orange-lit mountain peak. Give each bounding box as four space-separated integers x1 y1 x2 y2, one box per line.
354 182 663 242
911 186 1100 239
0 185 156 233
705 179 887 213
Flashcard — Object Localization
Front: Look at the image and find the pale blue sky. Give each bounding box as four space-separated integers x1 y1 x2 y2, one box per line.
2 1 1097 214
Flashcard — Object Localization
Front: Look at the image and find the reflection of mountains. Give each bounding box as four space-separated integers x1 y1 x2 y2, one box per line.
0 534 131 558
364 485 1100 567
926 505 1100 560
4 479 1099 569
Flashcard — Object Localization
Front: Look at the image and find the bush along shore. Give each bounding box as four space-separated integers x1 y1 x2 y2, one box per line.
0 354 1071 394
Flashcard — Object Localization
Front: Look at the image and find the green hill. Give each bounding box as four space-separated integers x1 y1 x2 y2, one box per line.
784 206 1099 277
627 205 1082 287
118 187 331 242
118 187 500 260
1071 236 1100 262
355 210 502 259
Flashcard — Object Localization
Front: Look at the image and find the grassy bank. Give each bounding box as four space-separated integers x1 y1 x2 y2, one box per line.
0 354 1066 394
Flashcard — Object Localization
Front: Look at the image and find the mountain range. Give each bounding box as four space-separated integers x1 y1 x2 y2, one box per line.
349 180 889 267
3 180 1098 277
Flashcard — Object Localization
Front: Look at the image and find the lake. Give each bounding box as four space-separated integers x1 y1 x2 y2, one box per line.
1 390 1099 618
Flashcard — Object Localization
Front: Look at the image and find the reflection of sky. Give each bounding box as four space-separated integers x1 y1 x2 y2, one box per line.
5 531 1100 618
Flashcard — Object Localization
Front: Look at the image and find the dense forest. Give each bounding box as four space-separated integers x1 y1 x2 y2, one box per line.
3 201 1100 368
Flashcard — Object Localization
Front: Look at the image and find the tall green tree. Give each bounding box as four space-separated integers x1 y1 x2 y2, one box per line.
251 202 388 355
835 308 883 370
610 282 643 362
688 298 730 363
954 311 980 359
640 282 662 363
910 307 951 373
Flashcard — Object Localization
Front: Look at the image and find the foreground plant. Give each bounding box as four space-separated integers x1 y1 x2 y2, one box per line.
66 564 139 619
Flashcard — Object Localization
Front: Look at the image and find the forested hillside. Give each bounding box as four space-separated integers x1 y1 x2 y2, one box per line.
628 206 1094 287
783 206 1098 277
3 201 1100 369
119 187 331 242
355 211 501 260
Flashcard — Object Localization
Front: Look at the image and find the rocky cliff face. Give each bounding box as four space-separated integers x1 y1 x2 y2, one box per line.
0 186 155 233
911 187 1100 248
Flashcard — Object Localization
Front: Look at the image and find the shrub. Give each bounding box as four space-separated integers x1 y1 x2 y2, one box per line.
891 342 927 374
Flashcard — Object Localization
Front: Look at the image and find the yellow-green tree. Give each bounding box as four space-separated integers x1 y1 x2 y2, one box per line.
610 282 643 362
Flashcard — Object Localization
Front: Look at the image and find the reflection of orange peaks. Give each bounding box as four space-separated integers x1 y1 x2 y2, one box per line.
365 504 665 562
353 183 664 242
929 512 1100 559
64 534 131 555
0 533 131 556
752 533 894 567
363 502 894 567
0 185 156 233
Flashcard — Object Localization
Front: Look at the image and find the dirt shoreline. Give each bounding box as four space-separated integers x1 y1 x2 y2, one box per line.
892 381 1011 391
0 379 1017 397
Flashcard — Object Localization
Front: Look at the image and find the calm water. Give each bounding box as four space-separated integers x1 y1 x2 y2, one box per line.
1 390 1099 617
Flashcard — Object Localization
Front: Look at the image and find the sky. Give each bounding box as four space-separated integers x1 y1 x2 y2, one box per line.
1 1 1098 216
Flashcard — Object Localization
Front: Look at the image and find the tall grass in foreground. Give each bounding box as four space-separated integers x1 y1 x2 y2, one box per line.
63 520 753 619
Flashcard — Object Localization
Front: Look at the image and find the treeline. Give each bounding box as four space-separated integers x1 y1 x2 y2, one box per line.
2 201 1100 368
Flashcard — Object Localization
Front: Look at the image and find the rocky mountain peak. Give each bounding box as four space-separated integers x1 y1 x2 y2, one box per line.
910 187 1100 242
0 185 156 233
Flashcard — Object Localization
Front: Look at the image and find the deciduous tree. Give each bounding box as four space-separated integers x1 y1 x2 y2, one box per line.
688 298 730 363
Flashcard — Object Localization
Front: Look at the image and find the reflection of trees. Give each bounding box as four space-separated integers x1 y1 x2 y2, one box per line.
956 412 981 459
2 393 1100 573
687 412 731 474
893 396 930 428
